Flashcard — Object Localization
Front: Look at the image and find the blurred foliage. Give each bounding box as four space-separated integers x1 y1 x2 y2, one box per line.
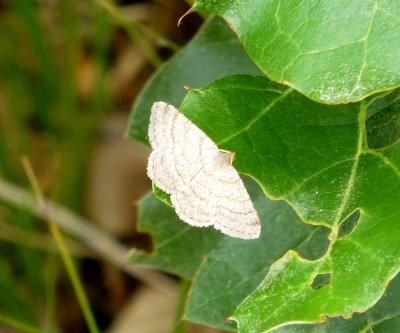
0 0 124 331
0 0 202 331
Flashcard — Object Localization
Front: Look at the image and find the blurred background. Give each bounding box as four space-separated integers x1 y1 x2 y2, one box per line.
0 0 221 332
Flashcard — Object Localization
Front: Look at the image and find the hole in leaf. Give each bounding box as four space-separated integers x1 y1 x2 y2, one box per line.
129 232 154 253
311 273 331 290
339 210 360 238
297 226 330 260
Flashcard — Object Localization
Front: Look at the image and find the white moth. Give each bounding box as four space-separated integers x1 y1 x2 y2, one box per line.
147 101 261 239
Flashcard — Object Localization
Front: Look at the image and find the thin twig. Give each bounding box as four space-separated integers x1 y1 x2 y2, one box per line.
0 176 176 296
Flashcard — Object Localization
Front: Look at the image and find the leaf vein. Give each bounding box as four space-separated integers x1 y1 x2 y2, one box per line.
332 105 365 227
358 309 400 333
349 0 379 95
282 157 355 198
366 150 400 179
217 89 292 145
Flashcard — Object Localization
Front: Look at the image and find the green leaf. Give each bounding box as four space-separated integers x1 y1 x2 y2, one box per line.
193 0 400 103
185 178 327 330
127 16 261 143
175 74 400 332
152 182 172 207
273 274 400 332
129 193 222 279
133 177 327 330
